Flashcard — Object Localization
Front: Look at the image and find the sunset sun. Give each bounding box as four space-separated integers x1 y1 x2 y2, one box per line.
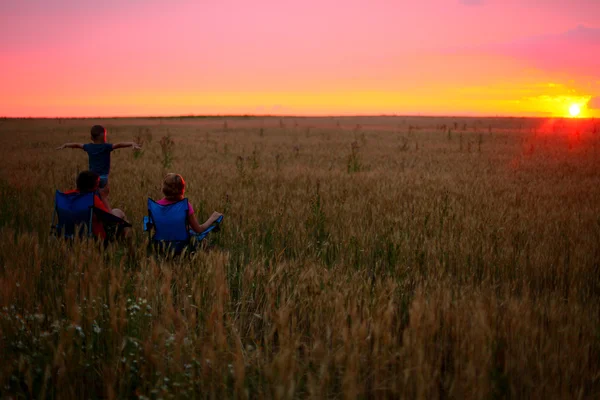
569 104 581 117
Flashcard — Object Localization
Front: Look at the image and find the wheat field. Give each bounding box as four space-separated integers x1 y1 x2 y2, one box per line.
0 116 599 399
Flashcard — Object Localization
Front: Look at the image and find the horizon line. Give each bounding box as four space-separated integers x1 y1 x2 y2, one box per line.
0 113 589 120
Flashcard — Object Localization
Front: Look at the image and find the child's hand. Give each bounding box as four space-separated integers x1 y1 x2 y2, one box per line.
210 211 223 223
56 144 65 150
132 143 142 150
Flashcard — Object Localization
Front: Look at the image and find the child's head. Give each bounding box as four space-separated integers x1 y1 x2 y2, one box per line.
90 125 106 143
76 171 100 192
162 173 185 201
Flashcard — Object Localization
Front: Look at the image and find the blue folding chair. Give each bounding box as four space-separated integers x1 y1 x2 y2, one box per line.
144 198 223 256
51 191 95 238
51 190 132 240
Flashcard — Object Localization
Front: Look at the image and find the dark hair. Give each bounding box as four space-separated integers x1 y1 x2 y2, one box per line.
76 171 100 192
90 125 106 140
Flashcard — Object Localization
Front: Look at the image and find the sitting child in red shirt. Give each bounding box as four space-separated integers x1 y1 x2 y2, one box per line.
65 171 131 239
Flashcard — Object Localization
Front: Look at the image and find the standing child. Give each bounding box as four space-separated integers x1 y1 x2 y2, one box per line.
56 125 141 188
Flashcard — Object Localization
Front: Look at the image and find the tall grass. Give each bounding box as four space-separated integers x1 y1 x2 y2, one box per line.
0 116 599 398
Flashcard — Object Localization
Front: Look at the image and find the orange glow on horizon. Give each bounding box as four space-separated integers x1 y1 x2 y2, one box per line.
2 88 597 118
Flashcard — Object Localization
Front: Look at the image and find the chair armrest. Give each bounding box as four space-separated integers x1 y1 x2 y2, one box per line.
143 216 154 232
93 208 132 227
211 215 224 232
190 215 224 242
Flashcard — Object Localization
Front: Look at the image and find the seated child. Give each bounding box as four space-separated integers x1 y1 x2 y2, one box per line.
64 170 131 240
57 125 141 188
159 173 222 233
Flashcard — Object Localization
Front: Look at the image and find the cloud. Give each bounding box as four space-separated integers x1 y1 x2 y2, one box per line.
460 0 484 5
449 25 600 78
588 97 600 109
502 26 600 75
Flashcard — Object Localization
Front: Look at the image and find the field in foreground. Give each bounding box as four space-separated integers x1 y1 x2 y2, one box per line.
0 116 599 399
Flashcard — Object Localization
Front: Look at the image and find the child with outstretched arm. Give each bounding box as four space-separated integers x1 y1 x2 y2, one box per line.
57 125 141 188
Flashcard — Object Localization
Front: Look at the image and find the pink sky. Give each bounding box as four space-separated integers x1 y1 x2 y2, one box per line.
1 0 600 117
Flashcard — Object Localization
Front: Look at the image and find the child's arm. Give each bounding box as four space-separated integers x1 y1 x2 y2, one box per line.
189 211 222 233
56 143 84 150
112 142 142 150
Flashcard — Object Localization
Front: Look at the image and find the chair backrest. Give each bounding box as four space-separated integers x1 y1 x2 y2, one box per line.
147 198 190 242
54 190 95 238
